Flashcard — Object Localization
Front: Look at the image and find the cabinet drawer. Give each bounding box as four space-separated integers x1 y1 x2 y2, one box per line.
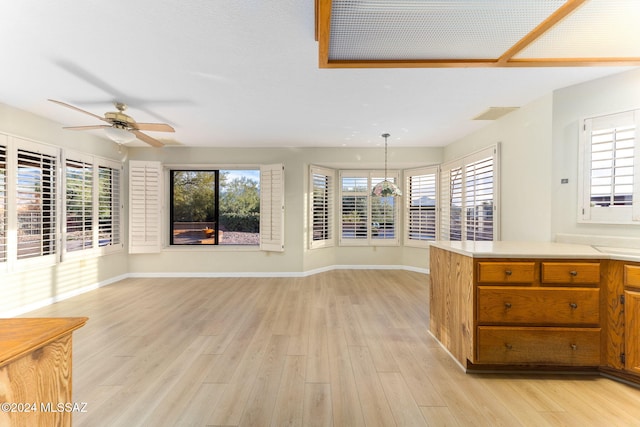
540 262 600 285
477 326 601 365
624 265 640 289
477 262 536 284
477 287 600 325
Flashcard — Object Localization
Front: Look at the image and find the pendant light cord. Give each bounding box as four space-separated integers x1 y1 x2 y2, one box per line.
382 132 390 180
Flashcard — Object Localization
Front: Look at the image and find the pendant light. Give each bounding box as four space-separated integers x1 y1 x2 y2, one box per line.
371 133 402 197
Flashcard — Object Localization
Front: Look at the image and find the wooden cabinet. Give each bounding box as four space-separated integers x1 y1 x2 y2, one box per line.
477 287 600 325
625 289 640 375
430 244 640 386
475 260 601 366
429 246 602 369
0 317 87 427
477 326 601 365
623 264 640 375
604 260 640 380
541 262 600 285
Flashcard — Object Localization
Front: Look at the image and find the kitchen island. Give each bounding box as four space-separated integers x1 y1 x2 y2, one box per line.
429 241 606 369
429 240 640 385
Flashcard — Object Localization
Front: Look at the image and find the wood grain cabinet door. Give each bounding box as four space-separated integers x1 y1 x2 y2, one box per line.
625 290 640 375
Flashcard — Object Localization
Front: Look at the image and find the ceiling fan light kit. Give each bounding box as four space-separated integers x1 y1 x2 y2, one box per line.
104 125 136 144
48 99 174 147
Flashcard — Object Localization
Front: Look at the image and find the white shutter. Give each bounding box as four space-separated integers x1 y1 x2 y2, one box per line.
405 166 438 247
98 161 122 250
260 163 284 252
439 164 462 241
129 160 162 253
439 145 499 241
16 146 58 259
580 110 638 223
339 173 369 245
309 165 335 249
464 156 495 241
65 156 94 253
0 141 6 263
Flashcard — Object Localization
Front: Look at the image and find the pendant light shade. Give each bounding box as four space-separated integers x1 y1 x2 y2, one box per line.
371 133 402 197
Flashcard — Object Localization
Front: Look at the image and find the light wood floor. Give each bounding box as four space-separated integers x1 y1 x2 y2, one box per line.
23 270 640 426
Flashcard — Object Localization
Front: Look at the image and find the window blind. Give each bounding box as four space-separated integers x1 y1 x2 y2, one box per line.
440 145 499 241
405 166 438 246
310 165 335 249
339 171 400 246
260 163 285 252
65 158 93 252
17 148 57 259
129 160 162 253
580 110 639 223
0 143 6 263
98 163 121 248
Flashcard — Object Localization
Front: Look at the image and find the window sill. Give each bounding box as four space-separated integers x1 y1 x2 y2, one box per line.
163 245 261 252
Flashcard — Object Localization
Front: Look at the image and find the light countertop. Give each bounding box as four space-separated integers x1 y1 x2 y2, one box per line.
429 240 640 262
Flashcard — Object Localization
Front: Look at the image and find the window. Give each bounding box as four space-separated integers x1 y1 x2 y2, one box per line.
65 153 122 255
17 147 57 260
98 162 122 249
0 135 122 269
440 145 499 241
339 170 400 246
579 110 640 224
405 166 438 247
169 169 261 246
0 142 6 263
309 165 335 249
129 162 284 253
65 157 93 252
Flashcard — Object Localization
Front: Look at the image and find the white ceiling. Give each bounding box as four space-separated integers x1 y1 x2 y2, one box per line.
0 0 635 148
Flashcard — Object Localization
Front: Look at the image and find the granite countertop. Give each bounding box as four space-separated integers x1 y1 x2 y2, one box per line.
429 240 640 261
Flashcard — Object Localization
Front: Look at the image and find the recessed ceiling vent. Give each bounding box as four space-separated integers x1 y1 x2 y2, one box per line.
473 107 519 120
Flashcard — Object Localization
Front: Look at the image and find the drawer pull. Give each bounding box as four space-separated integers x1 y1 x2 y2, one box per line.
505 270 512 276
569 302 578 309
569 270 578 277
570 344 577 351
504 302 512 309
505 343 513 350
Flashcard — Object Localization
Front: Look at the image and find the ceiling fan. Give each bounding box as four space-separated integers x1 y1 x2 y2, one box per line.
48 99 175 147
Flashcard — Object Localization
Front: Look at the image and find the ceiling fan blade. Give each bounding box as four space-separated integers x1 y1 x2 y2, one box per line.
133 122 175 132
48 99 108 122
63 125 111 131
131 130 164 147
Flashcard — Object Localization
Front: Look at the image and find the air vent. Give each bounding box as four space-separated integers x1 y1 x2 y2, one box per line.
473 107 519 120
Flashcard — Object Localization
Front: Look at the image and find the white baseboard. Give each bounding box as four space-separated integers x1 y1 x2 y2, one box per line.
2 273 129 317
128 264 429 279
6 265 428 317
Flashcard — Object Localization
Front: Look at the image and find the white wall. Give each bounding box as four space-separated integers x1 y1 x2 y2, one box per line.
126 145 442 275
443 94 554 241
0 103 129 316
551 68 640 242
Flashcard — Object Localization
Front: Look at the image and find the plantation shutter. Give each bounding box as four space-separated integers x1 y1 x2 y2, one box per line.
339 174 369 245
129 160 162 253
405 166 438 247
580 110 639 223
260 163 285 252
0 141 6 263
309 165 335 249
439 164 462 241
439 145 499 241
16 146 57 260
65 156 94 253
465 156 495 241
98 161 122 249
